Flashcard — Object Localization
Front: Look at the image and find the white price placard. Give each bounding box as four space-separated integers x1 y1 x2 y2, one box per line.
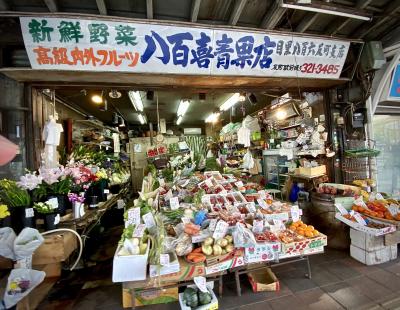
160 253 170 266
127 207 141 226
388 204 399 216
353 212 367 226
257 199 268 210
235 181 244 188
133 224 146 237
117 199 125 209
194 276 208 293
46 197 58 210
209 219 218 231
54 214 60 225
252 219 264 233
169 197 180 210
290 205 300 222
273 219 285 230
142 212 156 228
247 202 256 213
205 179 213 188
104 189 110 194
213 220 229 240
202 195 211 205
182 217 192 224
25 208 34 218
159 178 165 186
258 190 266 199
335 203 348 215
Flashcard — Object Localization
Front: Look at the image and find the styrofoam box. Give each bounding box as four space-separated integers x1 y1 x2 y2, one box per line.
350 228 385 251
112 241 149 282
350 244 398 265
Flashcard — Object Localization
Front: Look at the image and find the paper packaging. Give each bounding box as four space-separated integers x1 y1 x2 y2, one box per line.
112 240 149 282
248 268 280 292
122 287 178 308
205 256 244 275
149 252 180 277
178 288 218 310
244 242 281 264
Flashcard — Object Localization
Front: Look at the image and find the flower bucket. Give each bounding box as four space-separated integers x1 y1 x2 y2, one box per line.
0 215 11 228
73 202 85 219
44 213 59 231
88 196 98 209
10 206 35 234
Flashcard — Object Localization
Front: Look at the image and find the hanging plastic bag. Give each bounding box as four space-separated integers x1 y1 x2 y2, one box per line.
232 223 256 248
242 150 254 170
13 228 44 260
3 268 46 309
0 227 16 260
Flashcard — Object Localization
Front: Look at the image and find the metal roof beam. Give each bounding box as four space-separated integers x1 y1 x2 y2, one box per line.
229 0 247 25
95 0 107 15
43 0 58 12
260 0 286 29
190 0 201 23
296 13 319 33
146 0 153 19
351 0 400 39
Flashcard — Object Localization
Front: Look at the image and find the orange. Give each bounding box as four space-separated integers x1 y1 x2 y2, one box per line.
289 225 296 231
305 231 314 238
312 230 319 237
300 224 308 229
297 229 305 236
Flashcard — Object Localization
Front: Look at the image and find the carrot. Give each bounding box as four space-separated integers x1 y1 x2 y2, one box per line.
187 253 204 260
192 247 203 253
191 255 206 263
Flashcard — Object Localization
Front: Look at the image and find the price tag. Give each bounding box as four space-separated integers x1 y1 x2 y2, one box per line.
165 190 173 200
290 205 300 222
25 208 34 218
376 193 384 200
104 189 110 194
159 178 165 186
194 276 208 293
133 224 146 237
169 197 180 210
388 204 399 216
46 197 58 210
127 207 141 226
181 217 192 224
235 181 244 188
335 203 348 215
160 253 170 266
202 195 211 205
209 219 218 231
353 212 367 226
54 214 60 225
247 202 256 213
258 190 266 199
213 220 229 240
117 199 125 209
142 212 156 228
252 219 264 233
205 179 213 188
257 199 268 210
273 219 285 230
269 224 280 233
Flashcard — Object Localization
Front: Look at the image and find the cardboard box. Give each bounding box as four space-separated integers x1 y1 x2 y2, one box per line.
178 289 218 310
244 242 281 264
280 233 327 255
154 258 206 283
336 213 396 236
278 246 324 259
149 252 180 277
205 256 244 275
248 268 280 292
350 244 397 266
122 287 178 308
112 241 149 282
298 165 326 177
205 249 243 266
350 228 385 251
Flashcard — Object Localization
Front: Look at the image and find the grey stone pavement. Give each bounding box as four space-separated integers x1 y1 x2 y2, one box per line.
37 246 400 310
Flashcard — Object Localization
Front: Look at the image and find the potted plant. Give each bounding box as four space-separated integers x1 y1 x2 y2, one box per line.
0 179 33 233
33 202 59 231
0 204 11 227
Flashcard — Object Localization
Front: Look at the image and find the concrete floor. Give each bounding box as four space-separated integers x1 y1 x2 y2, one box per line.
38 228 400 310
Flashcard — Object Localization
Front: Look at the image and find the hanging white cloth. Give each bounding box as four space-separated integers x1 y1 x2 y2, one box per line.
42 116 63 168
237 126 251 147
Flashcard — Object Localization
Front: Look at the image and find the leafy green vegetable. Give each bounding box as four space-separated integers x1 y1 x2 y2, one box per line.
183 287 198 308
198 291 212 305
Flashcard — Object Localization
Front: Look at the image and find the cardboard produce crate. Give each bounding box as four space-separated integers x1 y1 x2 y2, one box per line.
350 244 397 265
280 233 327 255
298 165 326 177
248 268 280 292
336 213 396 236
244 242 281 264
153 257 206 283
122 286 178 308
205 256 244 275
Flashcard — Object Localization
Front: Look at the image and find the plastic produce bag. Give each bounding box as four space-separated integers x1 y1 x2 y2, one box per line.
0 227 16 260
232 223 256 248
13 228 44 260
242 150 254 170
3 268 45 309
172 233 193 256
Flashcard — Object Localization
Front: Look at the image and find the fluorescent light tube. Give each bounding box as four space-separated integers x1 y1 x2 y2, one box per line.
176 115 183 125
138 114 146 124
128 91 143 112
205 112 220 123
177 99 190 116
220 93 240 111
280 2 371 21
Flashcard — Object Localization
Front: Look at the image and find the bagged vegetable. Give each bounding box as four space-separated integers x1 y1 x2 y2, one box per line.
172 233 193 256
14 228 44 260
0 227 16 260
232 222 256 248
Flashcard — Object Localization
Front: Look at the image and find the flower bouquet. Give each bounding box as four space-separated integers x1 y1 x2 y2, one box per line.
33 202 59 230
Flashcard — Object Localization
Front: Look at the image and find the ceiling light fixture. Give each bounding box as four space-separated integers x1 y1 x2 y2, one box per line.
177 99 190 117
205 112 220 123
176 115 183 125
128 91 144 112
280 1 371 21
138 114 147 125
220 93 240 111
276 109 287 120
91 94 103 104
239 93 246 102
109 89 122 99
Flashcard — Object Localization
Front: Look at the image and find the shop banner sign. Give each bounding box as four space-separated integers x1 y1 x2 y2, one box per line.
20 17 350 79
388 64 400 101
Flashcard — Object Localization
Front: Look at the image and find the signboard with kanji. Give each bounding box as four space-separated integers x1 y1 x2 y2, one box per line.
20 17 350 79
388 64 400 101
